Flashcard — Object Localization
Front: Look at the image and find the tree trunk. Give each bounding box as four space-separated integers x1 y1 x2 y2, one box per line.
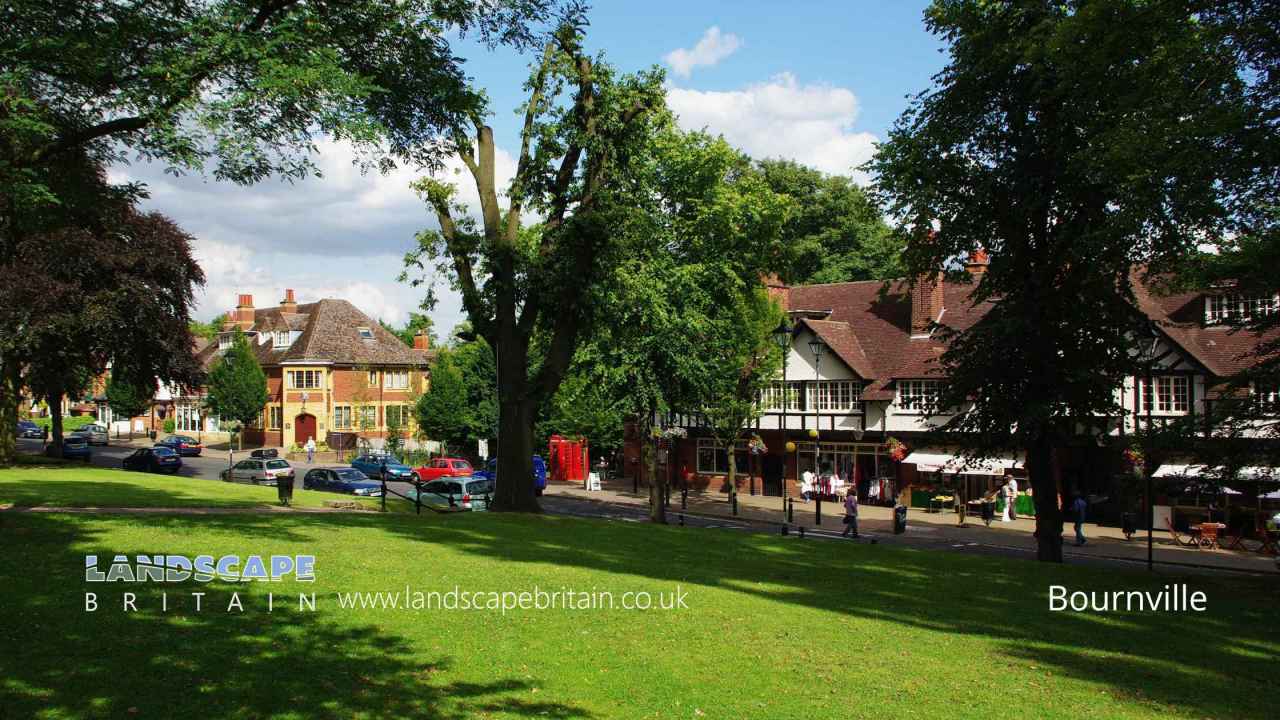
647 429 667 524
1028 431 1064 562
725 440 737 507
48 393 64 457
0 357 18 465
493 396 537 511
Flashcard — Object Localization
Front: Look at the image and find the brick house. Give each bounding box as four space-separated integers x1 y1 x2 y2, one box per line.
191 290 435 448
629 257 1278 518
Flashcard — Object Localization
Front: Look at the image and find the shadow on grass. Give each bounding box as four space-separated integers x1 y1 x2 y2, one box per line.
3 486 1278 718
0 513 592 719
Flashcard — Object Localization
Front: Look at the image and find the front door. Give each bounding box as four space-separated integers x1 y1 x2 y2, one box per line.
295 414 316 444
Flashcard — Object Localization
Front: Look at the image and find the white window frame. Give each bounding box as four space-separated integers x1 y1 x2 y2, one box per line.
273 331 290 348
897 380 941 413
1138 376 1190 414
268 405 282 429
808 380 862 413
1253 382 1279 416
288 370 321 390
760 382 802 411
357 405 377 429
1206 293 1279 324
384 370 409 390
217 334 233 351
367 370 379 387
333 405 352 429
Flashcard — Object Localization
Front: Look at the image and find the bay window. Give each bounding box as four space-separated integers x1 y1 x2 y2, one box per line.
1138 376 1190 414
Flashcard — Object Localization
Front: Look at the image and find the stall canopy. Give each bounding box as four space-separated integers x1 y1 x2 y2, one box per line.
1152 464 1280 496
903 451 1022 474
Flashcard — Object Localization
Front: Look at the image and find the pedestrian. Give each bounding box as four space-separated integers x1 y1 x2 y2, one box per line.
999 480 1011 522
1007 475 1019 520
1071 492 1088 546
841 489 859 538
305 436 316 464
800 469 814 503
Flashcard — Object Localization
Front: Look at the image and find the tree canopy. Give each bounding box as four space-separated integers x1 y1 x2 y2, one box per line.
870 0 1257 561
204 330 268 450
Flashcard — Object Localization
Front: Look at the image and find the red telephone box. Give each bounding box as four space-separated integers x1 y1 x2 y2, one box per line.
549 434 589 483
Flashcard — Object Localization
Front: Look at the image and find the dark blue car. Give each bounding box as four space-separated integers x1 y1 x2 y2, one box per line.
123 446 182 474
350 453 416 481
46 435 91 461
155 434 204 456
17 420 41 439
303 468 384 497
474 455 547 496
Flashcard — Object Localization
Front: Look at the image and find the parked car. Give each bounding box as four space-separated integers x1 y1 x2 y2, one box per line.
220 458 294 485
302 468 384 497
122 446 182 474
414 456 474 482
46 435 91 461
473 455 547 496
156 434 203 456
352 453 417 482
17 420 42 439
250 448 279 459
409 476 495 512
77 423 109 445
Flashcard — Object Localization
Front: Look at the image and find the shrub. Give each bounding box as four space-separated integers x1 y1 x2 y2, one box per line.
162 418 175 434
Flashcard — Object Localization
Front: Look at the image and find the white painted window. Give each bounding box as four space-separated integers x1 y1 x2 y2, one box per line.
288 370 322 389
897 380 941 412
273 331 291 348
357 405 377 428
333 406 352 429
1253 383 1279 415
217 334 233 351
268 406 282 429
808 380 861 412
1138 376 1189 413
1206 293 1279 324
384 370 409 390
760 382 802 411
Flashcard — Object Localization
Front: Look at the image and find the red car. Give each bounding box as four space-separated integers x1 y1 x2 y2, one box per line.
415 457 474 482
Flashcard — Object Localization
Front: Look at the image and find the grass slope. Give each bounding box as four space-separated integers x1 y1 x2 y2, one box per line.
0 467 1276 719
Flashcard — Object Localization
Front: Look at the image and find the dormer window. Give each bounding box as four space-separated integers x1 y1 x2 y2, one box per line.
273 331 291 348
217 334 233 351
357 326 374 340
1206 293 1279 324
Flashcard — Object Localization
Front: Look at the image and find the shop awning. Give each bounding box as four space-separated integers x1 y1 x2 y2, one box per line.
903 451 1022 475
1150 464 1280 495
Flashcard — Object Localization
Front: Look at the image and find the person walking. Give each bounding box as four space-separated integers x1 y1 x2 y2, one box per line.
999 480 1011 522
305 436 316 464
800 469 814 503
1071 493 1088 546
841 489 859 538
1007 475 1019 520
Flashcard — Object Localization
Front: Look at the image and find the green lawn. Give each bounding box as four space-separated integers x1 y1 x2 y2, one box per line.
0 464 397 512
0 467 1277 719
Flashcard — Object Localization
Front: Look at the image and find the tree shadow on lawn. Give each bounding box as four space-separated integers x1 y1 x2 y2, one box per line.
0 513 593 720
313 511 1278 719
0 465 266 508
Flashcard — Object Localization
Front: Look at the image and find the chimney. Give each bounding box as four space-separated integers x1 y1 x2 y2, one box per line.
280 288 297 314
220 310 238 331
910 273 945 337
413 330 431 351
761 273 790 309
965 248 990 278
234 293 255 331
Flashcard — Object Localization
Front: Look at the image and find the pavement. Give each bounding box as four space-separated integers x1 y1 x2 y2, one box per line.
543 478 1280 576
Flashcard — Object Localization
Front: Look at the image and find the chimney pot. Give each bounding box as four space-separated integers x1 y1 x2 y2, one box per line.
280 288 298 312
413 330 431 350
234 293 255 330
965 248 990 278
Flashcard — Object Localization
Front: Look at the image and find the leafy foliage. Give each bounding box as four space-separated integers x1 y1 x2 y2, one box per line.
204 330 268 448
870 0 1257 560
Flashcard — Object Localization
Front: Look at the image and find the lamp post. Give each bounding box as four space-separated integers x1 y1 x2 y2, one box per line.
771 321 793 504
808 338 826 484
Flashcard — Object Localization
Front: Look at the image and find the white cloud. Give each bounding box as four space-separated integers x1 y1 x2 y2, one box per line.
112 138 514 333
664 26 742 78
666 72 879 181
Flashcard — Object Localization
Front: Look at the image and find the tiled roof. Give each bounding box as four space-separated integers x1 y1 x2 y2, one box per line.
781 273 1269 394
202 298 430 369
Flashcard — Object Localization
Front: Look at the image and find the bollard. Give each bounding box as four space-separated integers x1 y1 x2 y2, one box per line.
681 488 688 510
786 497 794 523
815 497 822 526
381 476 387 513
799 526 806 539
732 493 738 516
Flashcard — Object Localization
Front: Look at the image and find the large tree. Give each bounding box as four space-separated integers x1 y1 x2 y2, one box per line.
0 0 560 463
205 330 268 451
870 0 1255 562
415 351 471 454
757 159 902 284
406 26 667 511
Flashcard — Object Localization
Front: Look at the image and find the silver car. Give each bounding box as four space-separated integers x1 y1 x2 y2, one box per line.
220 458 294 485
77 423 109 445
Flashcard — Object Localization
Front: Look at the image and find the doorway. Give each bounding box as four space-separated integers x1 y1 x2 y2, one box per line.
295 413 317 444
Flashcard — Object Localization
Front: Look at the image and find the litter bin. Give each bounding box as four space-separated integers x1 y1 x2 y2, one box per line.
149 430 157 441
893 504 908 534
1121 512 1136 540
277 473 296 506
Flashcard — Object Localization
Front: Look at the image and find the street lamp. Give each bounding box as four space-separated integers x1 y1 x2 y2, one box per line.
808 338 826 483
771 321 792 502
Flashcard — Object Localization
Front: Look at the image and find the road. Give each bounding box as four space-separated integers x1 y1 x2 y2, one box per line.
19 438 1269 575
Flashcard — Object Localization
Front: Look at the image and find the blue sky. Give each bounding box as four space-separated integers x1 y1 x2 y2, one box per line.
116 1 945 336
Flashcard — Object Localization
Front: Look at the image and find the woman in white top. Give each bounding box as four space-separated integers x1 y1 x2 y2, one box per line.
999 480 1011 522
800 470 814 502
